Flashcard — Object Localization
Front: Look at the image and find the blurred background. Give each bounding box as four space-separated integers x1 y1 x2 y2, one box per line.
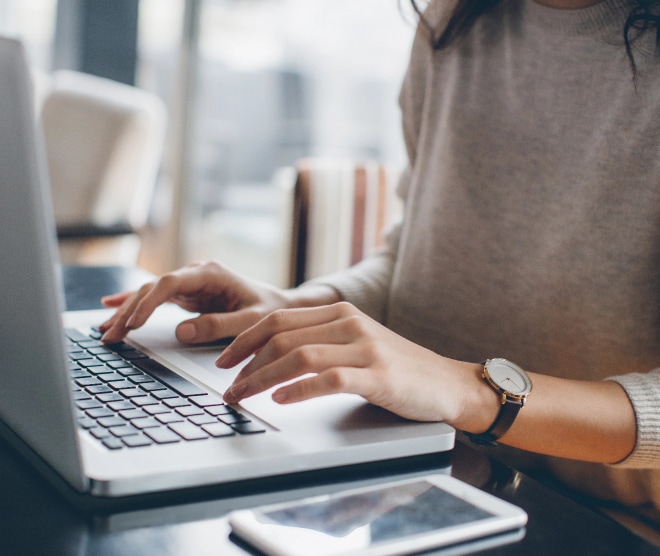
2 0 414 287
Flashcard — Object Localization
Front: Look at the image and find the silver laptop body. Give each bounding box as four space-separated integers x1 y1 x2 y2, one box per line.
0 36 454 499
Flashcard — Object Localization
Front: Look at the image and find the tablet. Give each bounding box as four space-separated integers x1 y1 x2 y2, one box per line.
228 474 528 556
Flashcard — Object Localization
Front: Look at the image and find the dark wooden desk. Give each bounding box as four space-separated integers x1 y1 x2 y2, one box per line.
1 266 657 555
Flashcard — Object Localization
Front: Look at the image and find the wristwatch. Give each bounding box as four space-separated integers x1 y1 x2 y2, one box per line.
465 358 532 446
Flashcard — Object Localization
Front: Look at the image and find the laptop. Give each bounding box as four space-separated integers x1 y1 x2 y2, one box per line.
0 36 454 501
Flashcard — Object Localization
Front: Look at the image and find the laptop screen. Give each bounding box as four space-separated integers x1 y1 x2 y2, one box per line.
0 36 87 492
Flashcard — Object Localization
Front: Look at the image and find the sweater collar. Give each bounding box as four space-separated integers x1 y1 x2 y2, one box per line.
523 0 635 36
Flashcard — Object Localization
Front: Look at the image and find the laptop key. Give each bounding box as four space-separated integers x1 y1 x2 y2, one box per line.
132 395 160 407
102 437 124 450
129 374 157 384
152 389 179 400
144 427 180 444
131 417 161 429
107 360 134 370
90 428 111 439
86 365 114 375
98 392 124 403
109 425 139 438
176 405 204 417
75 377 102 387
219 412 251 425
143 404 171 415
99 372 127 383
86 346 113 355
205 405 234 416
76 399 103 410
120 387 148 399
231 422 267 435
188 414 218 426
189 393 225 407
73 390 92 401
122 434 153 448
64 328 88 342
156 412 185 424
77 416 97 429
139 381 167 392
119 408 148 420
121 350 149 361
163 398 191 408
202 422 236 438
97 354 121 362
87 407 115 419
87 385 113 395
108 400 138 411
109 379 134 390
133 358 207 397
78 358 103 368
88 328 103 340
169 422 209 441
98 416 127 428
78 339 104 349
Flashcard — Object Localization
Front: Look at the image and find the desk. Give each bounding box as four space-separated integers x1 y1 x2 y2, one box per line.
1 266 656 555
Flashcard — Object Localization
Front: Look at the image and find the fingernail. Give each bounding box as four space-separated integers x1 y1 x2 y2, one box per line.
176 322 196 343
272 389 288 404
224 382 247 404
215 348 234 368
125 316 137 330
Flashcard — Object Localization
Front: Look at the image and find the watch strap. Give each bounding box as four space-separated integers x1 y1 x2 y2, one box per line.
465 397 523 446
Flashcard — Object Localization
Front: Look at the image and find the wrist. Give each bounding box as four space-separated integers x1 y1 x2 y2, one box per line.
462 359 533 446
453 361 502 435
283 284 342 310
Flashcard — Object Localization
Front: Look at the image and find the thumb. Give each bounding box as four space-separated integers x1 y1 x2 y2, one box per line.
175 310 263 344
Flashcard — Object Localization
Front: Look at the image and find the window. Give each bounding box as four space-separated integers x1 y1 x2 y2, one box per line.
138 0 415 285
0 0 57 68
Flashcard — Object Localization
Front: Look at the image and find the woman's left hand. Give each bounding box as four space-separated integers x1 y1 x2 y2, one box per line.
217 302 482 425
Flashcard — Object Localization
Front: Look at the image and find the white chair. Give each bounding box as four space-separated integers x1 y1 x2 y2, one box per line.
37 70 167 265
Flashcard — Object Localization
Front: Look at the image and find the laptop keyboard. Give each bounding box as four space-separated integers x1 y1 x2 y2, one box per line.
65 328 266 450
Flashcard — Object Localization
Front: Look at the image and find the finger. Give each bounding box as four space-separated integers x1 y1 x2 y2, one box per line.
107 268 205 336
175 310 260 344
101 291 133 308
98 291 140 334
216 303 356 368
272 367 367 404
227 317 366 385
123 272 193 330
223 343 365 403
100 282 157 343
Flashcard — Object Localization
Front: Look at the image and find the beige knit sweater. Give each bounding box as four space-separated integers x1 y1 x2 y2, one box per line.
313 0 660 515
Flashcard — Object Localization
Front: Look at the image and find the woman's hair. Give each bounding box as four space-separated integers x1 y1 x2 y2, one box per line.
409 0 660 74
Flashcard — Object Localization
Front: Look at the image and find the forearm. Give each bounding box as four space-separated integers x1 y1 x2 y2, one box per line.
458 368 637 464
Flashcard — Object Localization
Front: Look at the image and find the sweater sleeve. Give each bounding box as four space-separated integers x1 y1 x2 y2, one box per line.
606 369 660 468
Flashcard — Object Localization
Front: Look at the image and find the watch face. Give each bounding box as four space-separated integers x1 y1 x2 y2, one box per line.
485 358 532 398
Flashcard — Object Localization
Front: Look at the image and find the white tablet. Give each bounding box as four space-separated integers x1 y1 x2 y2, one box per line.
228 474 528 556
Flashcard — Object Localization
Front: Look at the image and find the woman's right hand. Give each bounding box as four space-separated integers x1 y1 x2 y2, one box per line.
98 261 339 345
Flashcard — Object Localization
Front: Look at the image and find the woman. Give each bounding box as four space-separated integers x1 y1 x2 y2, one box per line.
101 0 660 526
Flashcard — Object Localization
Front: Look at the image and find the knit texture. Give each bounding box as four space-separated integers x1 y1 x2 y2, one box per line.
310 0 660 508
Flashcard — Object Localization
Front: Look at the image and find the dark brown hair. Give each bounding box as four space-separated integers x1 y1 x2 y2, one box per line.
409 0 660 74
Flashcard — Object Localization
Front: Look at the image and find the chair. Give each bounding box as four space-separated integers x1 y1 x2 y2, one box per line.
37 70 167 264
287 158 402 287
